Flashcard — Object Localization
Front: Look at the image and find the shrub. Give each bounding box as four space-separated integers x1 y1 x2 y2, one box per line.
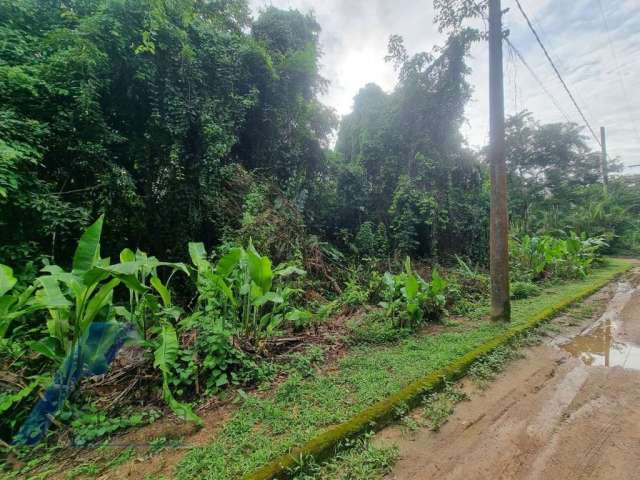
354 222 389 257
510 231 607 282
345 311 409 345
379 257 447 329
189 240 311 340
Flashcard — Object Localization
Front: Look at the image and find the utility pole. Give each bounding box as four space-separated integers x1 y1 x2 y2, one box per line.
600 126 608 193
489 0 510 321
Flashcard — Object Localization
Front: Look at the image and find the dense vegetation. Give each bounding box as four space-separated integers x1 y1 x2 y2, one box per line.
1 0 639 477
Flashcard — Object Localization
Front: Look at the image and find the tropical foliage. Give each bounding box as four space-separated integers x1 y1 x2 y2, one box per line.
0 0 637 469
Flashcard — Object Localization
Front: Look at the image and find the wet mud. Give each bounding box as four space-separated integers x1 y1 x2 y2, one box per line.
561 281 640 369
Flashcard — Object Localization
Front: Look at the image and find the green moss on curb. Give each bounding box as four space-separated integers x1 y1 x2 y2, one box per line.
244 260 632 480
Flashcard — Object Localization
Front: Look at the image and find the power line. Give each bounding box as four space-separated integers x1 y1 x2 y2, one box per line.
479 9 572 124
504 37 573 124
512 0 601 146
596 0 640 144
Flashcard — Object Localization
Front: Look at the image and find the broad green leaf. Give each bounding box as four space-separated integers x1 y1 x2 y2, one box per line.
41 265 64 275
82 267 110 287
100 263 147 293
430 269 446 294
404 274 418 301
29 338 63 361
246 245 272 293
188 242 207 270
157 261 190 276
102 261 141 276
119 248 136 263
203 272 236 305
215 375 229 388
285 309 313 322
153 323 178 374
215 247 242 277
150 276 171 307
117 274 147 294
0 296 17 338
253 291 284 307
36 276 71 309
81 278 120 332
383 272 396 290
0 264 17 296
113 306 133 321
72 215 104 274
46 311 70 346
274 265 306 277
0 379 41 415
161 376 202 426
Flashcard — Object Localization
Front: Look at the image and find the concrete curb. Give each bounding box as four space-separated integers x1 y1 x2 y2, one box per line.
244 261 632 480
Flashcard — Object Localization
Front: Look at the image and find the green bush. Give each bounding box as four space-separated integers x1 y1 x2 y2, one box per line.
354 222 389 257
189 240 312 340
379 257 447 329
510 231 607 282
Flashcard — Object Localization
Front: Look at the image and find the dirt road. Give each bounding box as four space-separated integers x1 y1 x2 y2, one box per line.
379 270 640 480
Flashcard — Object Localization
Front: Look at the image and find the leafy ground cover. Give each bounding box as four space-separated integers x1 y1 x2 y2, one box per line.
175 258 631 480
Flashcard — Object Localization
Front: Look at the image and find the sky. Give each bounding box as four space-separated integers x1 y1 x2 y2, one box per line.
249 0 640 172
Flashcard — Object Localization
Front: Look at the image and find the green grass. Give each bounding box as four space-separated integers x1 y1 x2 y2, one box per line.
287 434 398 480
173 259 631 479
421 382 468 431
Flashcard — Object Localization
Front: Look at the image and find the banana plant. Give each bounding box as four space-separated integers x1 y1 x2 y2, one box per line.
380 257 448 328
238 241 308 338
102 248 198 424
0 264 40 338
189 242 240 320
105 248 189 340
152 302 202 426
31 216 123 358
188 240 308 339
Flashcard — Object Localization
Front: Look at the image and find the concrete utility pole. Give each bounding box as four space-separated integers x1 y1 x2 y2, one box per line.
489 0 511 321
600 126 608 192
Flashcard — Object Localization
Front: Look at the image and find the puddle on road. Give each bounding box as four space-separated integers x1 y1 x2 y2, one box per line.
562 320 640 369
561 281 640 370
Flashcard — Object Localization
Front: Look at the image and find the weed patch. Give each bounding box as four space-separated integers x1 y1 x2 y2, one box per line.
422 382 468 431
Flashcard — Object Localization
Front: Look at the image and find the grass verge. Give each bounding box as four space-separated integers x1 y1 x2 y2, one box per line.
176 258 632 480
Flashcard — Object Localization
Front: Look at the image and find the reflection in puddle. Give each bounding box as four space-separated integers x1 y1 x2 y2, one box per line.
562 319 640 370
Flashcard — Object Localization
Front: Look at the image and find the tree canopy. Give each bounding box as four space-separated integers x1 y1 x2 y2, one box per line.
0 0 334 267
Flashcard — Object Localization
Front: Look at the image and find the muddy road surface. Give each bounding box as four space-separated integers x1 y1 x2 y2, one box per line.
380 269 640 480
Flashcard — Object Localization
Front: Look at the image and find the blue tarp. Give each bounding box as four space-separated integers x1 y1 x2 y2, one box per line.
13 322 134 446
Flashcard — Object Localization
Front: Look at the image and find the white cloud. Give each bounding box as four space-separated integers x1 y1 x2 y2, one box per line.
250 0 640 169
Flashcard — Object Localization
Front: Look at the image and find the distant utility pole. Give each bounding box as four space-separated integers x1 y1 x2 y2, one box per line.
489 0 510 321
600 126 608 192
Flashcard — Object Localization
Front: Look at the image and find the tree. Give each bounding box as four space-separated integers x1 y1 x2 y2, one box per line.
332 31 486 259
504 111 613 232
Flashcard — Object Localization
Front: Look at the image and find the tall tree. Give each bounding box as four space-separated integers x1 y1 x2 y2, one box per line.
333 30 486 259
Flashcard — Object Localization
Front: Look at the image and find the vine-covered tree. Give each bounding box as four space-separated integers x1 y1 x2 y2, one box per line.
333 30 487 259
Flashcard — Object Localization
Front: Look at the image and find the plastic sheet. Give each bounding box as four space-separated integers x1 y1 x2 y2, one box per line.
13 322 134 446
